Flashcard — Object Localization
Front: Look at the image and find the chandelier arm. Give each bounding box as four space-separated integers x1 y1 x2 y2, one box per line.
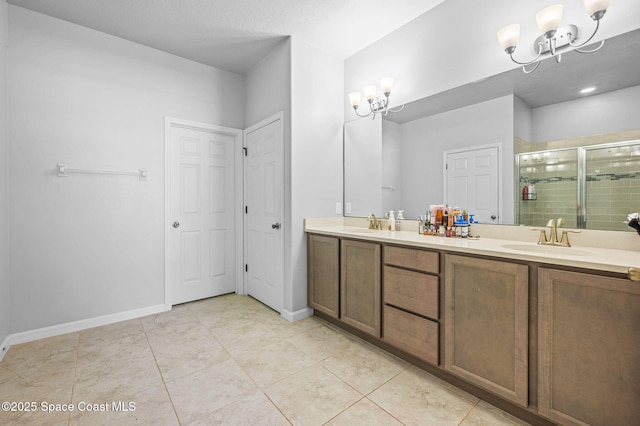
388 104 405 113
353 108 372 118
575 39 605 54
522 61 541 74
569 19 600 49
509 43 543 66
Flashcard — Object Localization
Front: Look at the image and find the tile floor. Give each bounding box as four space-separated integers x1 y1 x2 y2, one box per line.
0 294 530 425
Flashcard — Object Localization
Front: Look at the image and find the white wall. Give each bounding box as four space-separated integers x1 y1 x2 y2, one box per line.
8 6 245 333
532 85 640 143
289 38 343 316
399 95 515 223
344 0 640 121
514 96 533 142
0 0 9 351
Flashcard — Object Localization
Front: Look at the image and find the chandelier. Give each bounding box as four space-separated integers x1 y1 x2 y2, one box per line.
348 78 405 119
497 0 613 73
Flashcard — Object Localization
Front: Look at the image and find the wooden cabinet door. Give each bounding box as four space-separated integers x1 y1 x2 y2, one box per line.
538 268 640 426
307 234 340 318
444 255 529 407
341 239 381 337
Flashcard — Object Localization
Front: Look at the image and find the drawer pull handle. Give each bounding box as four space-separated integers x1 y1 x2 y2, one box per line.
629 267 640 282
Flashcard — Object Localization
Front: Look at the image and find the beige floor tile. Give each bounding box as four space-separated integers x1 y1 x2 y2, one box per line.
460 401 530 426
73 341 163 403
195 304 277 331
69 384 179 426
189 391 290 426
79 318 145 347
165 358 256 425
368 366 479 426
324 398 403 426
286 324 358 361
261 315 325 339
141 304 202 336
264 365 362 426
210 322 280 356
147 326 230 380
234 340 315 387
321 341 407 394
2 333 79 381
77 330 151 364
0 367 73 426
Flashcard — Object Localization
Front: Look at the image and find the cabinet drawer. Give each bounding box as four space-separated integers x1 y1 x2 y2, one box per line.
383 305 438 365
384 245 439 274
384 266 438 319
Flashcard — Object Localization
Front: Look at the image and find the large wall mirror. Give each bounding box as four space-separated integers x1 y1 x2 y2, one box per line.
344 28 640 232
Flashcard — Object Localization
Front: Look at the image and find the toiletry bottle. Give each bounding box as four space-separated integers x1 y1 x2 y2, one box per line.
436 208 443 226
522 185 528 200
388 211 395 231
442 209 448 228
528 185 536 200
418 215 424 235
396 210 403 231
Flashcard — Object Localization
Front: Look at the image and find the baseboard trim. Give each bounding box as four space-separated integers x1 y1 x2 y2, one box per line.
0 335 10 362
281 306 314 322
3 304 170 352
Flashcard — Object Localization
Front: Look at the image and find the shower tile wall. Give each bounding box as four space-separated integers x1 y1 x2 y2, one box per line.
518 150 578 228
586 146 640 231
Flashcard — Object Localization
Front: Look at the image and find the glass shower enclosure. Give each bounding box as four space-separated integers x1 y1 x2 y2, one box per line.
516 139 640 231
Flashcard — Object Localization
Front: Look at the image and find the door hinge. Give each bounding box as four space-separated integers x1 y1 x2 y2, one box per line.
245 206 248 214
445 163 448 170
243 147 248 156
245 264 248 272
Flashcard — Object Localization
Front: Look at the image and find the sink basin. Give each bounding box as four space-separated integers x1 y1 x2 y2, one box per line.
501 244 592 257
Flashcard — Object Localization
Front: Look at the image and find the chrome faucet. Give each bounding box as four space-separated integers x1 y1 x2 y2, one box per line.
367 213 384 230
535 218 580 247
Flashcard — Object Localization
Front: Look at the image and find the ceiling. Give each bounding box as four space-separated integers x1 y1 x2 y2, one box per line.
7 0 446 74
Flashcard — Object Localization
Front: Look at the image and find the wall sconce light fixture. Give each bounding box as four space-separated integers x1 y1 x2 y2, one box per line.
349 77 404 119
497 0 613 74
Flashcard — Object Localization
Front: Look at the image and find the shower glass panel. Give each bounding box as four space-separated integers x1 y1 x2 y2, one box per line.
517 139 640 231
517 149 578 227
585 141 640 231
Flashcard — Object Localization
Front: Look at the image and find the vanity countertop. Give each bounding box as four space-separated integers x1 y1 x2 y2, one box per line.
304 218 640 275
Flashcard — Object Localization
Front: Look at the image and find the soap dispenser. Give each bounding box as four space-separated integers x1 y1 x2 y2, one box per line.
396 210 404 231
388 210 396 231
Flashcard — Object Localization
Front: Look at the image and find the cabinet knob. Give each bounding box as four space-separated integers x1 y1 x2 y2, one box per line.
629 267 640 282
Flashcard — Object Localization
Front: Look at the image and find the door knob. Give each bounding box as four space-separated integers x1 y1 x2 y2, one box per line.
490 215 497 220
272 223 281 230
173 221 180 228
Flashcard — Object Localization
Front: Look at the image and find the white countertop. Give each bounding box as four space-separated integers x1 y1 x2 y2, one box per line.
304 218 640 275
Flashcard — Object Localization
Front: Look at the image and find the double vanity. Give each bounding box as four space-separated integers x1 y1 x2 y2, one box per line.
305 217 640 426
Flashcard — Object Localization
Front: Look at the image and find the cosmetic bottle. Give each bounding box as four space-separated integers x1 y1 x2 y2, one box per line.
388 210 395 231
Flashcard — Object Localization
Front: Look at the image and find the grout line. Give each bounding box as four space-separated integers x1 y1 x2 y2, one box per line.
456 399 480 426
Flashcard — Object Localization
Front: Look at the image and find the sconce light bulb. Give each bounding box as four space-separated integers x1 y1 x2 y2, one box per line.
536 4 563 38
584 0 612 19
379 77 394 95
497 24 521 52
363 85 378 101
348 92 362 108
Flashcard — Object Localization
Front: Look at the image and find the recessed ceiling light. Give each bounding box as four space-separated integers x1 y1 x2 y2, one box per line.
580 87 596 94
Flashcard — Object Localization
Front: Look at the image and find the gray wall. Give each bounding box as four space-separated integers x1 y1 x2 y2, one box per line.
399 95 515 223
0 0 9 351
344 0 640 123
8 6 245 333
532 85 640 143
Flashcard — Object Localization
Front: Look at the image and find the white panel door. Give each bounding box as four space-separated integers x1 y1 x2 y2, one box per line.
445 145 500 224
168 123 240 305
245 115 283 312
